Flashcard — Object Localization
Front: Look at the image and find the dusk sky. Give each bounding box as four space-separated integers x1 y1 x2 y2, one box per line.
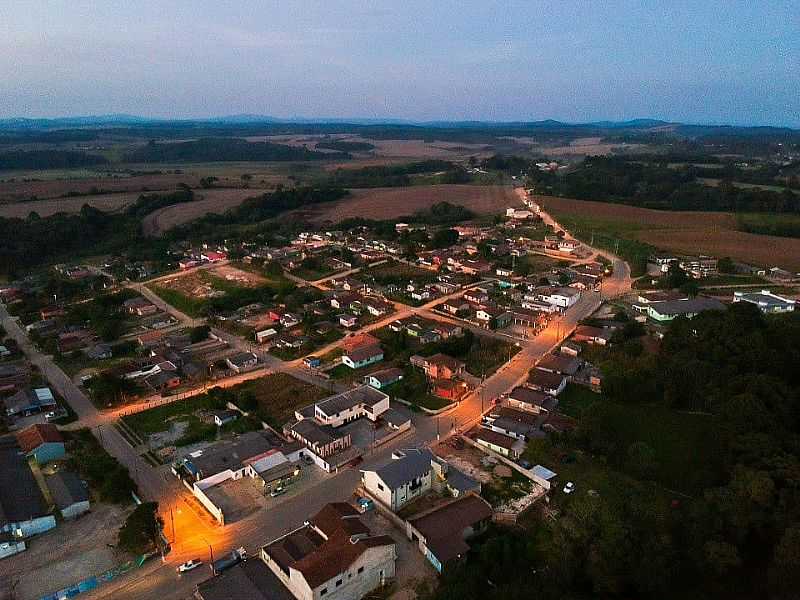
1 1 797 126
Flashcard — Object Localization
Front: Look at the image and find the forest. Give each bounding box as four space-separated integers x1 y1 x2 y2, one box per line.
423 304 800 600
0 149 109 170
124 137 347 163
527 155 800 213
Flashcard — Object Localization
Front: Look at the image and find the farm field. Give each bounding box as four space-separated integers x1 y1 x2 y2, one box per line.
141 188 261 235
0 191 141 218
538 195 800 272
0 171 203 203
305 184 517 223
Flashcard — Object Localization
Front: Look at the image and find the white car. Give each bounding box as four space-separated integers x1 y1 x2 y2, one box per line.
563 482 575 494
177 559 203 573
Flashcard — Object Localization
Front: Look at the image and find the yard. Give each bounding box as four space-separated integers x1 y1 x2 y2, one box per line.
555 383 600 418
364 260 439 286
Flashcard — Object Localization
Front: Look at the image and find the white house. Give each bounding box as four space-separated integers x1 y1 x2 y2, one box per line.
537 287 581 309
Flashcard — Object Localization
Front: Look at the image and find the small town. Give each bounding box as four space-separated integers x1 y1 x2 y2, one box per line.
1 178 797 600
2 4 800 600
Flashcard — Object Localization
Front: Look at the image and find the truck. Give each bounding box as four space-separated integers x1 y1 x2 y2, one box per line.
211 547 246 574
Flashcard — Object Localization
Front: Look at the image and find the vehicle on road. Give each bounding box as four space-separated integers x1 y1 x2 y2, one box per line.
177 560 203 573
563 482 575 494
211 547 246 574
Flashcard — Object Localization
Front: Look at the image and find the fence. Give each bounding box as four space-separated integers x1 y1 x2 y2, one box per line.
39 552 157 600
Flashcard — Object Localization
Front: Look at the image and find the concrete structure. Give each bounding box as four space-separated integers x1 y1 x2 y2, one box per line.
733 289 796 314
405 494 493 573
301 386 390 429
15 423 65 464
361 448 480 512
262 503 396 600
537 287 581 309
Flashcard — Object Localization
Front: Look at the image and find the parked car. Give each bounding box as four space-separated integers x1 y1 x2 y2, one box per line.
517 459 532 470
177 559 203 573
270 486 286 498
563 482 575 494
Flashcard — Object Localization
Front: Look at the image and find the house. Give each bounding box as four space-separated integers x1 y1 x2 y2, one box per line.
364 367 404 390
472 428 526 459
364 298 392 317
361 448 480 512
433 322 463 339
201 251 227 262
342 345 384 370
195 560 293 600
261 503 396 600
123 297 158 316
16 424 65 464
420 354 465 380
644 297 726 322
0 363 29 390
303 356 322 369
537 287 581 309
463 290 489 305
560 341 582 356
46 471 90 520
226 352 258 373
482 406 541 441
145 370 182 392
441 300 470 315
0 436 57 537
338 314 359 329
506 386 556 414
280 313 301 328
418 330 440 345
342 334 380 353
405 494 493 573
536 354 582 377
300 386 390 429
572 325 613 345
212 409 239 427
733 290 796 314
4 387 57 417
527 369 567 396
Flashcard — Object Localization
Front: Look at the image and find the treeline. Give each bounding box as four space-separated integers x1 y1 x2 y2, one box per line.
0 130 100 145
335 201 474 235
425 304 800 600
0 149 109 170
124 188 195 218
125 137 348 163
324 160 468 187
532 155 800 213
315 140 375 152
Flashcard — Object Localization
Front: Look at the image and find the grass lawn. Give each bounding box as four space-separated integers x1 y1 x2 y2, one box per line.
231 372 330 427
123 394 225 437
364 260 438 285
736 212 800 238
148 284 206 318
481 468 534 507
556 383 600 418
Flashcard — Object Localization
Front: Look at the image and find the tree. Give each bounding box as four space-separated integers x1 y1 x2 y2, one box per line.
189 324 210 343
118 502 162 554
664 262 688 289
431 228 459 249
718 256 736 274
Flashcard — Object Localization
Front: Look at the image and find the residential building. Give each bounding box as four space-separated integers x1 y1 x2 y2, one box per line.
733 290 796 314
644 297 726 322
472 428 525 458
433 379 469 401
536 354 582 377
482 406 541 441
301 386 390 429
46 471 90 520
0 436 57 537
4 387 57 417
527 369 567 396
195 560 293 600
16 423 65 464
418 354 465 380
342 345 384 369
361 449 480 512
226 352 258 373
261 503 396 600
211 409 239 427
405 494 493 573
506 386 556 414
364 368 404 390
572 325 614 345
537 287 581 309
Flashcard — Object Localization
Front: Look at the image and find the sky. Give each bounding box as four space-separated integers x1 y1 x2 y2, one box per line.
1 1 798 126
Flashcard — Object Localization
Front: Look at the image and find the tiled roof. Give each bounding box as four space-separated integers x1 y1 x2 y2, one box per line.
16 423 63 453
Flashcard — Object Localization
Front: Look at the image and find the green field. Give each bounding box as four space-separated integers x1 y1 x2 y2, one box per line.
555 383 600 418
736 212 800 239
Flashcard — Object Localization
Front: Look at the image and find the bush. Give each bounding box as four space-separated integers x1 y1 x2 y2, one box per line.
117 502 161 554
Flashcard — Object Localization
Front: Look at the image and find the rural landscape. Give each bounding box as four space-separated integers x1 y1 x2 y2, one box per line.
1 4 799 600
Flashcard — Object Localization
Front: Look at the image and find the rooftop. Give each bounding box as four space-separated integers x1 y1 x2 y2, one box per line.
196 560 293 600
0 436 49 527
46 470 89 510
648 296 726 316
16 423 63 453
185 431 285 478
314 385 389 418
373 448 434 489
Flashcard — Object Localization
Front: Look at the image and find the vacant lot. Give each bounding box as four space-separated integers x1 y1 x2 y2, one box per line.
540 195 800 272
307 184 516 223
142 188 260 235
207 264 267 288
230 373 330 426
